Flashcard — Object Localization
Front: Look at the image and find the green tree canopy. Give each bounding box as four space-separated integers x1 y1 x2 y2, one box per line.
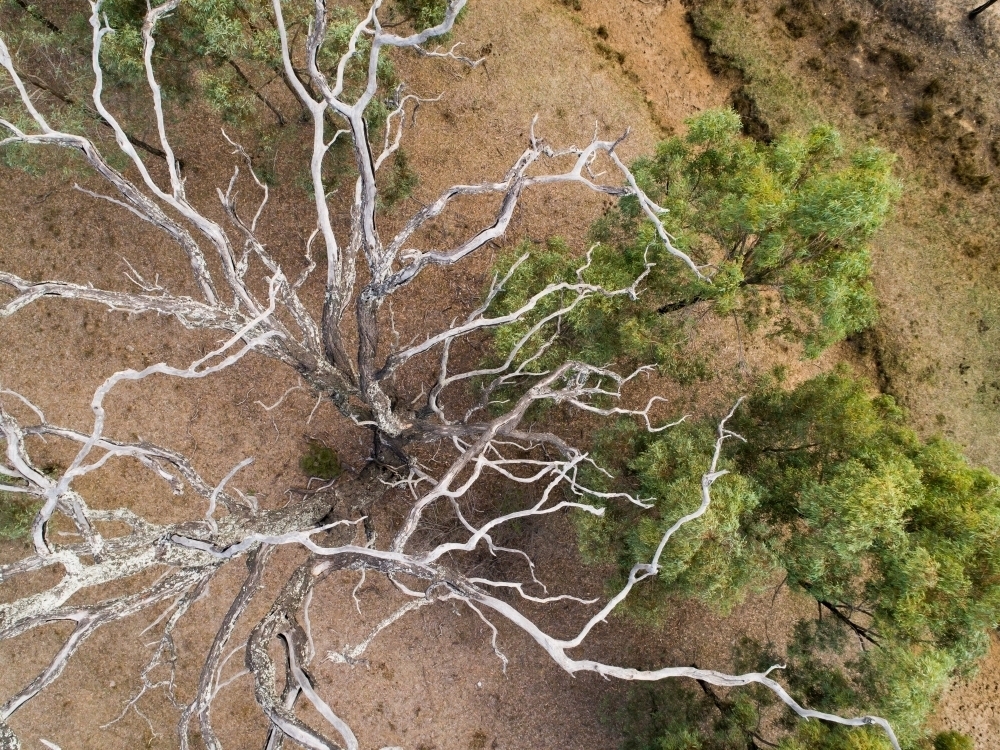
732 374 1000 670
487 109 898 383
584 372 1000 748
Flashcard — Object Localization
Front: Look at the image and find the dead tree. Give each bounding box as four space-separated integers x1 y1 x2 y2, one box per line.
0 1 901 748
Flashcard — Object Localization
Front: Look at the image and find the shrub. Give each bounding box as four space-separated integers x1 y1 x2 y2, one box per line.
394 0 465 31
487 109 898 382
300 440 342 481
934 731 975 750
913 100 935 125
379 148 418 210
0 476 36 542
592 372 1000 747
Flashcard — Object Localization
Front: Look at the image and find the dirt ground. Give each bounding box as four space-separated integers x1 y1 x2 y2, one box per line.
1 0 998 747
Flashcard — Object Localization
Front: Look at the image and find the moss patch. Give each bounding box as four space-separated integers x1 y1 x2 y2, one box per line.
299 440 343 481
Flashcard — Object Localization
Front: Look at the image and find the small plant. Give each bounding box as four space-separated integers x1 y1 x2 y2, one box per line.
774 0 827 39
881 46 919 74
595 41 625 65
299 440 343 481
379 148 418 210
0 477 36 542
934 731 975 750
952 154 991 191
913 99 935 125
855 92 877 117
834 19 861 45
395 0 465 30
924 78 943 97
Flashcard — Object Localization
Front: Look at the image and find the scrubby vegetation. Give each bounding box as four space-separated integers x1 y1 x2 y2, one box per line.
300 439 343 481
583 372 999 747
0 468 39 541
0 487 35 541
378 147 419 209
394 0 461 30
488 109 897 387
0 0 400 169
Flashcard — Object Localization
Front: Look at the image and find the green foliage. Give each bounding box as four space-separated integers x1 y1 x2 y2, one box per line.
378 148 418 210
0 475 35 542
487 109 898 385
778 722 898 750
0 4 95 169
603 370 1000 677
200 66 257 123
576 419 771 616
0 496 34 541
635 111 897 357
1 0 398 141
487 234 709 386
732 626 950 748
854 644 954 745
731 374 1000 673
98 0 147 84
393 0 464 32
300 440 342 481
100 0 396 118
1 124 45 174
615 678 773 750
933 731 975 750
594 372 1000 748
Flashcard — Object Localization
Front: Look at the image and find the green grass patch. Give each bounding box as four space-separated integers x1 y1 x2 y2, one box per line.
0 478 37 542
300 440 343 481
